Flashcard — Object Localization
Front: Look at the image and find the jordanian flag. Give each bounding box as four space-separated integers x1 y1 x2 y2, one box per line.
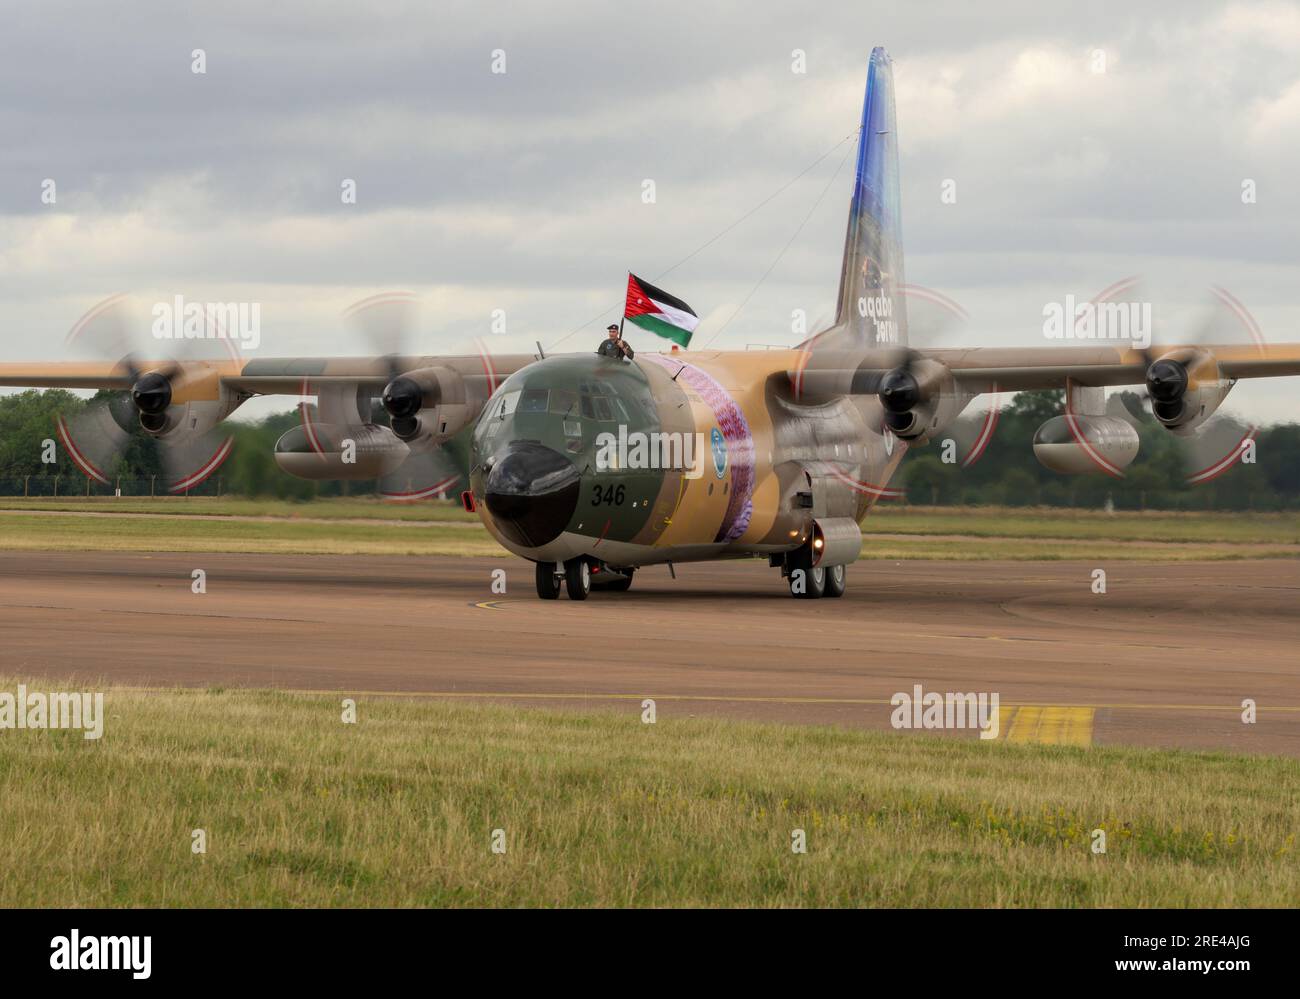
624 273 699 347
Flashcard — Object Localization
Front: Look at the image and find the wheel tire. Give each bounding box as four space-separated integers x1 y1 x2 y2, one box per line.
535 561 561 600
565 558 591 600
789 553 826 599
824 563 846 598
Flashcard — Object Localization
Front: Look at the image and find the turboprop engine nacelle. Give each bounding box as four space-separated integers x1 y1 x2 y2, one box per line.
786 352 966 446
131 366 241 440
381 366 485 445
1033 415 1139 475
1145 349 1232 436
874 358 966 445
274 423 409 480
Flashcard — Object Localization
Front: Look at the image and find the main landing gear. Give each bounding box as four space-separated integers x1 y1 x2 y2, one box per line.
534 559 635 600
776 546 847 600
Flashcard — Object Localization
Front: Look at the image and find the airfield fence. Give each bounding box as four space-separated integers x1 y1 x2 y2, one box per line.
0 475 224 498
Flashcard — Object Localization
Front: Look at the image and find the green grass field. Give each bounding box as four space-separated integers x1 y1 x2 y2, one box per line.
0 682 1295 907
0 498 1295 560
863 506 1300 545
0 495 478 522
0 510 499 557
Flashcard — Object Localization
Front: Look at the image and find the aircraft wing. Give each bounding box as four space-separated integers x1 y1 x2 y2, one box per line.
0 361 136 390
6 346 1299 401
0 354 539 397
789 342 1300 397
221 354 539 395
924 344 1300 392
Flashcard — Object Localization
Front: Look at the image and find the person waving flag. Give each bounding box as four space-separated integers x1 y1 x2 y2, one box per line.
623 273 699 348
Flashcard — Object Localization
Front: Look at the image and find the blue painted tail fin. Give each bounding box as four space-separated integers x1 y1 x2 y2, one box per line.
834 47 907 347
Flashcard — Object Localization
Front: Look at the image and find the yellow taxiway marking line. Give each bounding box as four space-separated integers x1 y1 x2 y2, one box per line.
104 686 1300 714
471 600 507 610
1000 706 1095 747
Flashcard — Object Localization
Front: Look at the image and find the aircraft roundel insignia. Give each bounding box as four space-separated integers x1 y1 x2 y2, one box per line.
710 426 727 479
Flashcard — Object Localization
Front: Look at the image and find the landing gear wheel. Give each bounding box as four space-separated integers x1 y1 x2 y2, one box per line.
787 546 825 599
824 563 846 598
565 558 591 600
801 565 827 598
535 561 561 600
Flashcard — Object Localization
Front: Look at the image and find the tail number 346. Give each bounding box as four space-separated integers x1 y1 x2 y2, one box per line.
591 483 626 507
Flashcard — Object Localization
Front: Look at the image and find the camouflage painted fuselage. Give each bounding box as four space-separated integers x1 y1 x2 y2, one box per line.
468 350 907 568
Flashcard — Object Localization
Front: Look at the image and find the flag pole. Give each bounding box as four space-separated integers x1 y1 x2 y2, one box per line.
619 272 628 339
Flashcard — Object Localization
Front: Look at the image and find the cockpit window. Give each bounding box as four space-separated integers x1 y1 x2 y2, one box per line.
549 389 577 416
519 388 549 413
491 390 521 419
575 394 615 421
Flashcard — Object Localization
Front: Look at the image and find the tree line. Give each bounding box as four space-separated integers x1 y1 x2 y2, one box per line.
0 387 1296 508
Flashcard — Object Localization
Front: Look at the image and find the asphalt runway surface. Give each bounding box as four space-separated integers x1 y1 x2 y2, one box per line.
1 552 1296 757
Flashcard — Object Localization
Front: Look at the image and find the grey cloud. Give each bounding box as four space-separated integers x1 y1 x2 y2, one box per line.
1 0 1298 420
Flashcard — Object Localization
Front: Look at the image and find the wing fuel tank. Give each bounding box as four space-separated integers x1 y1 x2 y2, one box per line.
1032 415 1139 475
274 423 409 480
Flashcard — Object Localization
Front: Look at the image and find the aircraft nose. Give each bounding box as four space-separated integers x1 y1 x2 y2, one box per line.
483 442 581 548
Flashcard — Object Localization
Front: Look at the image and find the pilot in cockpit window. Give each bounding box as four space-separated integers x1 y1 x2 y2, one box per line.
597 323 634 361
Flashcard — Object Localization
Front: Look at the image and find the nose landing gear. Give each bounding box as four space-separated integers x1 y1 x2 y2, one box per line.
534 560 588 599
535 561 562 600
564 558 591 600
534 559 635 599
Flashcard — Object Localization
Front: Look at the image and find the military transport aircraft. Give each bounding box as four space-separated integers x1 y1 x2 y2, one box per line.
2 47 1298 600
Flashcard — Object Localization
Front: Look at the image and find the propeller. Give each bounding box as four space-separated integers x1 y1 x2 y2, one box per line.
828 286 1003 465
1093 277 1262 485
55 295 236 493
876 355 922 430
131 369 172 419
296 293 470 501
789 286 1001 506
1145 356 1188 423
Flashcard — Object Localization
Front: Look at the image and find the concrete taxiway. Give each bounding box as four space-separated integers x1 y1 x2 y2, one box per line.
0 552 1296 756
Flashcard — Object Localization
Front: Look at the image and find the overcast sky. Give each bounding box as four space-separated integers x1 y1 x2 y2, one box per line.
1 0 1297 421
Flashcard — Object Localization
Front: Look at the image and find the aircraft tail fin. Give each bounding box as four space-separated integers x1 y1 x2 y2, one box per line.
834 47 907 347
